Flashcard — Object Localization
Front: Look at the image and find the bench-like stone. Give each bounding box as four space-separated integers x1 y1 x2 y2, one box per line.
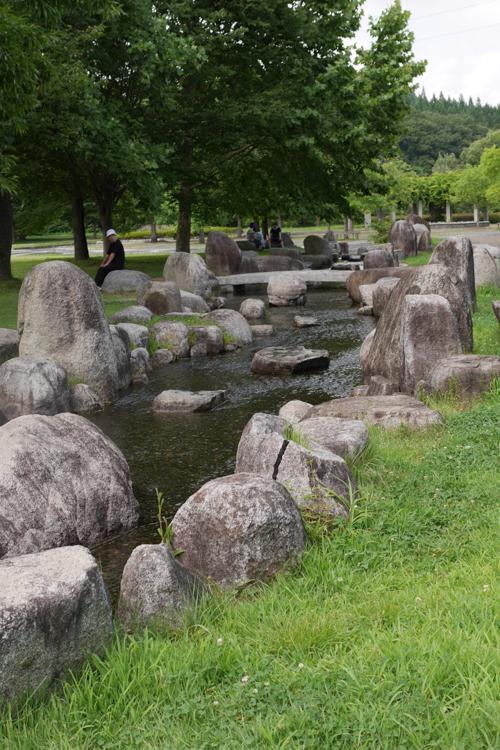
310 394 443 430
251 346 330 376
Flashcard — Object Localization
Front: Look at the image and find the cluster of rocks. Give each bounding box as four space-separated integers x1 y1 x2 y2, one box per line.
349 235 500 398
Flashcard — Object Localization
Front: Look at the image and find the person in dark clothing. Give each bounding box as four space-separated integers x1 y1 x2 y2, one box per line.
269 222 282 248
95 229 125 287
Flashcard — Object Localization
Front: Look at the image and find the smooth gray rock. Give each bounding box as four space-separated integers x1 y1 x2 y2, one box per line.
346 267 414 304
298 416 368 459
180 290 210 314
70 383 103 413
406 213 430 230
102 270 150 294
251 346 329 376
110 326 132 391
400 294 462 394
414 223 431 252
366 375 399 396
363 247 397 269
293 315 319 328
256 256 304 272
151 349 175 369
423 354 500 397
363 265 473 390
278 400 313 424
171 473 305 587
473 246 500 288
115 322 149 350
137 281 182 315
301 254 332 270
205 232 242 276
430 236 476 311
235 413 354 517
271 247 301 260
206 309 253 347
372 277 400 318
303 235 333 257
18 261 119 402
309 394 443 430
110 305 152 325
390 220 417 257
149 321 190 358
0 546 112 703
267 276 307 306
118 544 205 630
239 255 259 273
153 389 225 413
163 252 216 298
130 347 151 384
250 324 274 337
189 326 224 356
359 283 376 308
0 413 139 558
0 358 70 421
0 328 19 365
239 298 265 320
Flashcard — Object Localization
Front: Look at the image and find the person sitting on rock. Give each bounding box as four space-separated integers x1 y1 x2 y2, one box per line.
269 221 282 248
253 223 265 250
95 229 126 287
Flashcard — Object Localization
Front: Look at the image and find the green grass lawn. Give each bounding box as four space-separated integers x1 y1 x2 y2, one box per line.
1 387 498 749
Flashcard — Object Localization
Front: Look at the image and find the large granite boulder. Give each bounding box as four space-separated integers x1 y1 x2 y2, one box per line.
118 544 205 631
359 284 376 308
111 305 152 325
0 413 139 558
251 346 330 376
475 244 500 277
363 265 473 390
149 321 190 358
298 416 368 459
180 290 210 314
271 247 301 260
0 358 70 421
189 326 224 357
235 413 354 517
0 546 112 703
473 246 500 287
256 256 304 272
240 298 265 320
414 224 431 252
309 394 443 430
239 255 259 273
372 277 400 318
406 213 430 231
101 270 150 294
267 276 307 306
171 473 305 586
137 281 182 315
282 232 297 248
346 267 413 304
115 322 149 349
399 294 462 395
278 400 313 424
301 255 332 270
359 329 376 371
130 347 151 384
363 246 397 269
109 326 132 391
205 232 242 276
424 355 500 397
18 261 119 402
152 389 225 413
163 252 217 298
303 235 332 257
429 236 476 311
70 383 103 413
390 220 417 257
0 328 19 365
206 309 253 347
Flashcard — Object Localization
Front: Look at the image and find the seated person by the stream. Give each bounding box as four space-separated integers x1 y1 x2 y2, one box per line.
269 222 282 247
95 229 126 287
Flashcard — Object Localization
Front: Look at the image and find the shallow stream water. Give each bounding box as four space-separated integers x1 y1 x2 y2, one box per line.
91 288 374 599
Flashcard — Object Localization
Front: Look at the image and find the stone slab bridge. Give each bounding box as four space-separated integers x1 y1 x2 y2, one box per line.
217 269 352 288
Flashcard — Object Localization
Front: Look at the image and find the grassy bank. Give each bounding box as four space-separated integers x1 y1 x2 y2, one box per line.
1 386 498 748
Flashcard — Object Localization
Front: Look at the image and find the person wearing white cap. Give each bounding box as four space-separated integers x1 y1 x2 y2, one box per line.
95 229 126 287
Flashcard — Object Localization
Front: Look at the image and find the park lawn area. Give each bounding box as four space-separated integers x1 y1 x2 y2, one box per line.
0 279 499 748
1 386 499 748
0 254 170 329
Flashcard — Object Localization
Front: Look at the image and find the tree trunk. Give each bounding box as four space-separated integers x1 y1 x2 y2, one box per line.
176 184 192 252
0 191 13 280
98 203 113 254
150 219 158 243
236 216 242 237
71 193 89 260
262 216 269 242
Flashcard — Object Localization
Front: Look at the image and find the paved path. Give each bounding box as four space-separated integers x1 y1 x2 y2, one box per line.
218 269 352 287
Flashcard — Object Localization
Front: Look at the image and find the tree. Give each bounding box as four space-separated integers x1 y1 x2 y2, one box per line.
480 147 500 206
451 166 488 211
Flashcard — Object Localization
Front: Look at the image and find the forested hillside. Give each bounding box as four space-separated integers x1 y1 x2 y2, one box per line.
400 93 500 173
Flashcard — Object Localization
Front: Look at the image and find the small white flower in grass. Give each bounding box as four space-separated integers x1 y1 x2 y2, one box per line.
264 681 270 687
298 663 305 669
241 675 249 684
415 596 423 604
253 688 258 694
216 637 224 646
213 700 219 706
483 584 490 592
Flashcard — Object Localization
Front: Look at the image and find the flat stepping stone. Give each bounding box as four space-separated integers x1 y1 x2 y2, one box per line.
251 346 330 376
251 325 274 337
152 389 226 413
309 394 442 430
293 316 319 328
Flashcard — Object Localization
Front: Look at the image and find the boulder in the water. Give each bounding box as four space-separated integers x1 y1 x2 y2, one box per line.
152 389 225 413
0 357 70 421
251 346 329 376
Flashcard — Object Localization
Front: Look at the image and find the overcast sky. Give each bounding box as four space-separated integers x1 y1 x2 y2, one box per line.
356 0 500 105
